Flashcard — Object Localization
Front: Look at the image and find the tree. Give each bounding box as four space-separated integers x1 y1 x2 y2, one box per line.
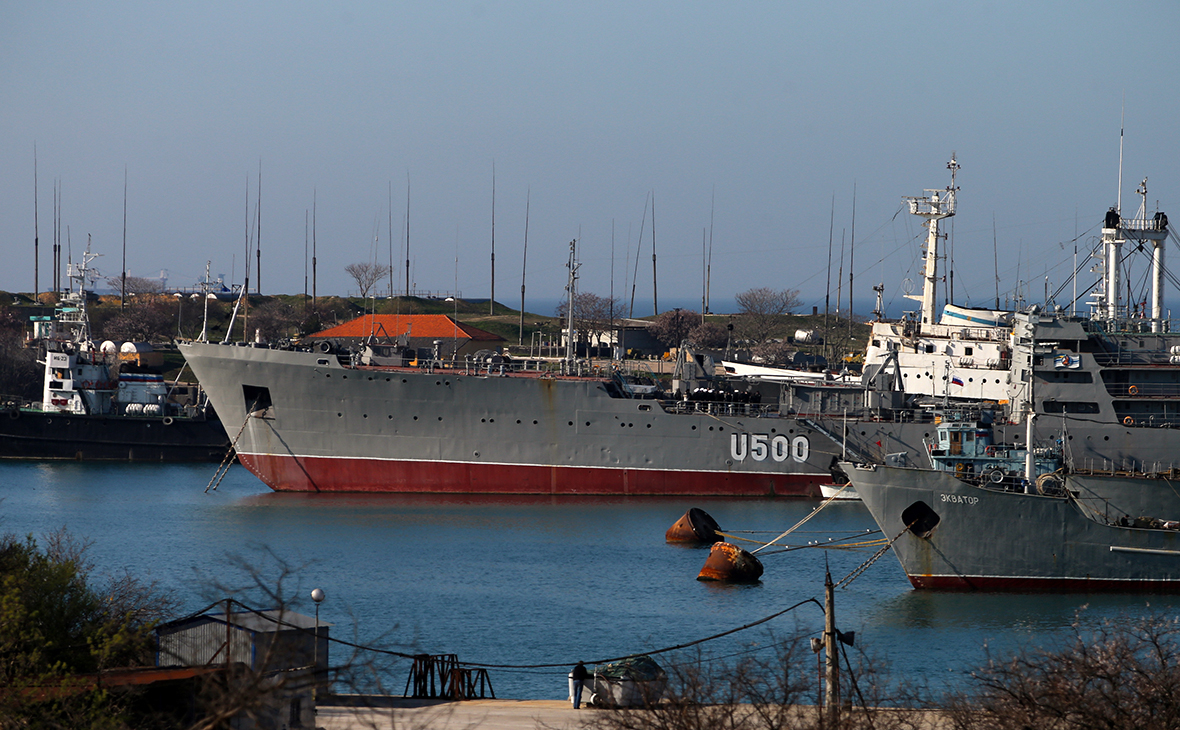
345 262 392 299
0 309 39 400
943 615 1180 730
734 287 801 345
555 292 624 350
247 299 301 343
687 322 728 349
106 275 163 296
647 309 701 348
0 529 176 727
587 632 922 730
101 300 174 342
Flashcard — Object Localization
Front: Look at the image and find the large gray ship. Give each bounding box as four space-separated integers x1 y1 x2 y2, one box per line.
843 461 1180 591
178 339 841 495
789 158 1180 478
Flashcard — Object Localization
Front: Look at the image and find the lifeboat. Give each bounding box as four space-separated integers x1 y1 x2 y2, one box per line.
696 542 763 582
665 508 721 544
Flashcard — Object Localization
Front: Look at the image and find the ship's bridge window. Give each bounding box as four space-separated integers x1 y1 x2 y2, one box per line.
964 347 974 356
1042 400 1099 414
243 384 274 418
872 339 881 348
925 344 935 353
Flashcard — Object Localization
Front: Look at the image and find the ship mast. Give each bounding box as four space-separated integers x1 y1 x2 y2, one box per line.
903 154 959 327
1098 178 1168 330
564 239 579 366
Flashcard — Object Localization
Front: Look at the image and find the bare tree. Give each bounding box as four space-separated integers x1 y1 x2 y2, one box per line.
248 300 301 343
943 615 1180 730
106 275 163 295
346 262 392 299
734 287 801 345
647 309 700 348
101 300 174 342
587 631 924 730
687 322 728 349
555 292 624 350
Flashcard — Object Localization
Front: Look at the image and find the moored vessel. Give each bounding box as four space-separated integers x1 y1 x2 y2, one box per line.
843 460 1180 592
179 337 840 495
0 250 229 461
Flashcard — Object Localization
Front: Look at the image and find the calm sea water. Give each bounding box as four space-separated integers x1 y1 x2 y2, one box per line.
2 462 1177 700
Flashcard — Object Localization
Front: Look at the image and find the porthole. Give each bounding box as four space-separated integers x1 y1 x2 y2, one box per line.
387 415 393 419
402 379 408 383
533 420 538 425
386 377 391 382
413 416 419 421
326 374 332 378
337 413 342 417
363 414 368 418
438 416 443 421
646 424 652 428
585 421 591 426
569 421 574 426
481 418 486 423
516 419 522 424
691 425 697 430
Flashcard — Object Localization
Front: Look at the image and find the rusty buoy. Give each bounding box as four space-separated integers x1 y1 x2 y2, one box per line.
665 508 721 544
696 542 764 582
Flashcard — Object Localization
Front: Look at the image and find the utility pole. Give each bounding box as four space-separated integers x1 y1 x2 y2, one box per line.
824 569 839 729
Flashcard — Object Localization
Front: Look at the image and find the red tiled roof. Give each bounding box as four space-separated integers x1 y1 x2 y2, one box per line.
311 314 504 342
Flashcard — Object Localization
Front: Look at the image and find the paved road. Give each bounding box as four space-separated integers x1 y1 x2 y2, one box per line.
317 698 596 730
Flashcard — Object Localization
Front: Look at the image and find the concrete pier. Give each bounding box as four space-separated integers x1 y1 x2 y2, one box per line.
317 698 597 730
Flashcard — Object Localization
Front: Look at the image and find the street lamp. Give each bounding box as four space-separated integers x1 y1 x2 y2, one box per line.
311 588 325 705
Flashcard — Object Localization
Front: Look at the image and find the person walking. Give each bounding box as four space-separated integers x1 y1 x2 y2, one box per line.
569 661 590 709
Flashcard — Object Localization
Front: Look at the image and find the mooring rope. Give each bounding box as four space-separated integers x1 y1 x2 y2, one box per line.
751 485 853 554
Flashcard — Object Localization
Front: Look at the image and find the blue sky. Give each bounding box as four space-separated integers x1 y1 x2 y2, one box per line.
2 2 1179 317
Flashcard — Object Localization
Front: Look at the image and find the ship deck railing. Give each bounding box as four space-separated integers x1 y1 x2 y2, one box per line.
1104 382 1180 398
664 400 780 418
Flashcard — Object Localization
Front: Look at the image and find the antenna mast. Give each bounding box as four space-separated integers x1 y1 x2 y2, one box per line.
490 163 496 314
565 239 579 365
519 188 530 346
903 154 959 327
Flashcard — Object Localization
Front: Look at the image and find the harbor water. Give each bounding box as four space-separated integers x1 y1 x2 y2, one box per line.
2 461 1177 700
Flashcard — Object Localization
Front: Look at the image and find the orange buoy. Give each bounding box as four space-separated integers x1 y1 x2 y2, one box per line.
665 508 721 544
696 542 763 583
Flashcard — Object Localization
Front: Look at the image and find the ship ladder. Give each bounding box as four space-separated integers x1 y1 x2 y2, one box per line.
204 408 257 493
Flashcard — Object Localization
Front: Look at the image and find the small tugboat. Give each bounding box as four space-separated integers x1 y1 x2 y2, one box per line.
0 251 230 461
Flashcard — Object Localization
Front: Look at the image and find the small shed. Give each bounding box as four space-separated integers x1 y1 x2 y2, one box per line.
156 607 331 729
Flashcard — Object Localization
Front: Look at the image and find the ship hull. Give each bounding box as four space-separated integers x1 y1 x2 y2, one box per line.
0 410 230 462
843 463 1180 592
180 342 837 495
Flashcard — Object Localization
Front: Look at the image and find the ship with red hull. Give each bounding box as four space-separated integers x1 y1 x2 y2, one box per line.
179 340 840 496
